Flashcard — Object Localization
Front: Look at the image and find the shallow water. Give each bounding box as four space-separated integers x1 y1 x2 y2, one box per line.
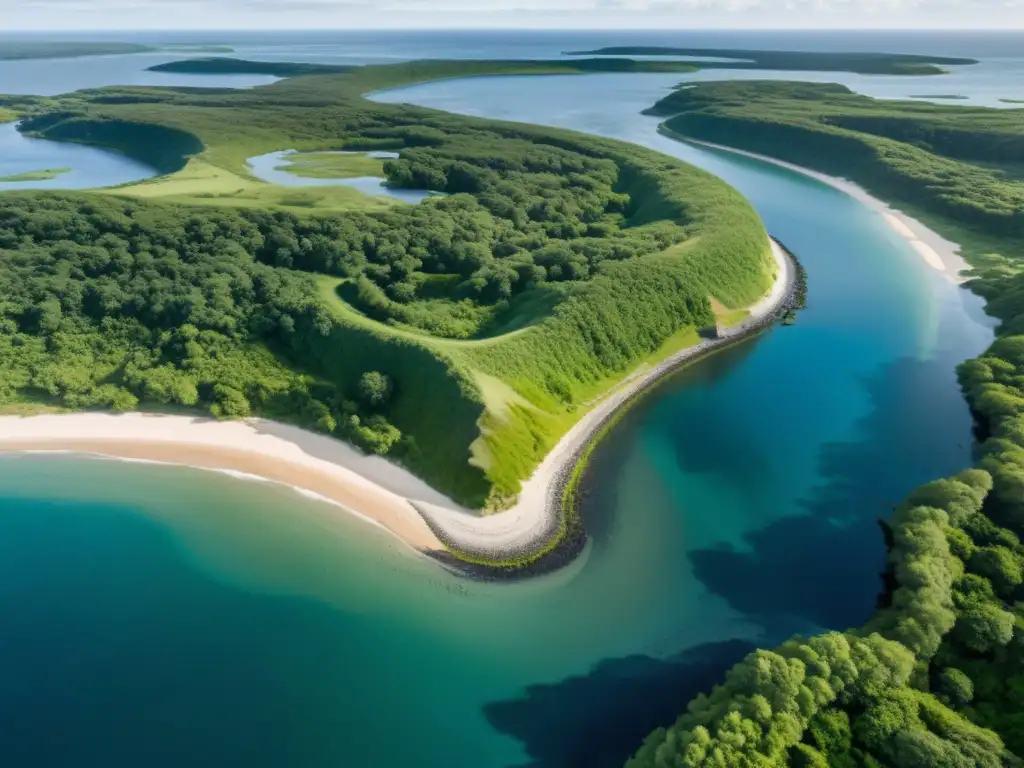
0 31 1009 768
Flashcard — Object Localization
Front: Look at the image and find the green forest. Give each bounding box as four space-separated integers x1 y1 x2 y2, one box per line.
0 60 772 524
627 83 1024 766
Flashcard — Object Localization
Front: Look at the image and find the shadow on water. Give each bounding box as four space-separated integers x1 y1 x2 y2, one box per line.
484 639 757 768
579 338 764 547
688 353 976 639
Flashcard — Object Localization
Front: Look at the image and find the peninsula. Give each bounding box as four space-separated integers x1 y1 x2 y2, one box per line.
0 57 779 568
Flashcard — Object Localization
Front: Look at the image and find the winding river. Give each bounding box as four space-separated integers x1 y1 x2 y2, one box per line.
0 65 999 768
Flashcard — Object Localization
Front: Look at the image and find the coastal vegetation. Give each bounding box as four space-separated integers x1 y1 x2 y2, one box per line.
565 47 976 75
0 59 772 518
628 82 1024 767
0 167 71 182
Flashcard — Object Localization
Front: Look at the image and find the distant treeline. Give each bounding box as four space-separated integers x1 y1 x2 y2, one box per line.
566 47 977 76
148 56 700 79
0 41 154 61
627 80 1024 767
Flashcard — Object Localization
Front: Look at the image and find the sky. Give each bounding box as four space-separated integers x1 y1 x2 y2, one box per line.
3 0 1021 30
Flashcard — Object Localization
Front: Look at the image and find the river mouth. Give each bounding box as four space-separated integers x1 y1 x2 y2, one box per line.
0 122 158 190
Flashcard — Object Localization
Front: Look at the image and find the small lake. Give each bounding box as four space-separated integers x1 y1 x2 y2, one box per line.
0 122 157 190
247 149 442 203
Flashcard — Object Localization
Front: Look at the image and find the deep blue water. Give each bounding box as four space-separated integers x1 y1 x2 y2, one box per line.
0 29 1011 768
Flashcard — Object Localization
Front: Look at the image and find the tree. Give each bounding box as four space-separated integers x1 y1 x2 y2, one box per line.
210 384 250 419
937 668 974 707
953 603 1016 653
357 371 393 408
969 546 1024 598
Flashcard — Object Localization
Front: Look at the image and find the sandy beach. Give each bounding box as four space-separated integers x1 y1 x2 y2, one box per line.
0 415 448 553
679 136 970 283
0 238 794 564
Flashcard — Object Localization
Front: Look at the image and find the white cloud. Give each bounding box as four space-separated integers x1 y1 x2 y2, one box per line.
2 0 1020 29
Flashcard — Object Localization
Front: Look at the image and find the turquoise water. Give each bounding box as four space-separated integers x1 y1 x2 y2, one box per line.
0 32 1007 768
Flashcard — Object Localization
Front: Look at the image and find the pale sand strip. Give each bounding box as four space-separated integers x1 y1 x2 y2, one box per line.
677 135 970 283
0 240 793 563
0 415 447 553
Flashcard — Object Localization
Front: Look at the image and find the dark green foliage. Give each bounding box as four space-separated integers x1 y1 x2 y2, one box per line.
147 56 699 80
0 193 437 483
567 47 976 75
936 667 974 706
149 58 354 77
357 371 393 408
19 114 204 174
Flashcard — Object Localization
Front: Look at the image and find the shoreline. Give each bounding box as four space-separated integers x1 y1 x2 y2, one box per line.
670 132 970 284
0 239 795 573
413 237 797 565
0 417 449 555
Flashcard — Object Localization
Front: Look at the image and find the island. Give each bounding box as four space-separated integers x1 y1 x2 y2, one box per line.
148 55 701 78
0 41 154 60
0 57 789 572
565 46 978 75
625 77 1024 768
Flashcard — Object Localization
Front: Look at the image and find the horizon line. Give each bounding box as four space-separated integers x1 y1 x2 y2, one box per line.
2 26 1022 33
